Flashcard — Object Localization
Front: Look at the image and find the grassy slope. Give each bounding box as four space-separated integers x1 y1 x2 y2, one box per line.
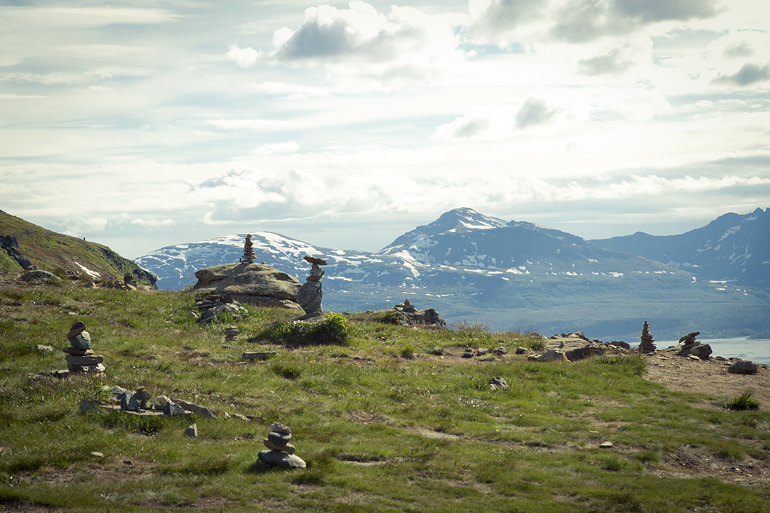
1 277 769 512
0 211 155 286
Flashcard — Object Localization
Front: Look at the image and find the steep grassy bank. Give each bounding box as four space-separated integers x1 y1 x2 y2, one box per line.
1 274 769 512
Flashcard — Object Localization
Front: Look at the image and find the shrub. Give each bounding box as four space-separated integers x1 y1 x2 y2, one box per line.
725 388 760 410
273 313 351 346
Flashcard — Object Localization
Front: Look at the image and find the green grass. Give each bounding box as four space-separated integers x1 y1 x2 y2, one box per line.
1 276 769 512
725 388 761 411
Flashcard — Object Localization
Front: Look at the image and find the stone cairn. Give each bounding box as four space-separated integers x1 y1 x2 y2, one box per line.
194 293 249 325
224 326 239 342
240 234 256 264
258 422 306 469
677 331 712 360
394 298 416 313
639 321 657 354
293 256 326 321
63 321 106 376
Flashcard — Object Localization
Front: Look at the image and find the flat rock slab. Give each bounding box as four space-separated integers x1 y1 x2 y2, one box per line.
193 263 301 306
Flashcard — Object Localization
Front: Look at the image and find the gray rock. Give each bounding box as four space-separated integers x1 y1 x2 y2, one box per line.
134 387 151 402
121 391 141 412
185 423 198 438
267 431 292 444
35 344 54 353
297 281 323 314
164 401 186 416
399 308 446 328
489 377 509 390
540 350 567 362
462 348 475 358
65 354 103 366
689 344 712 360
269 422 292 435
193 263 301 308
515 347 528 354
263 439 296 454
21 270 60 283
68 332 92 351
493 347 508 355
728 361 758 375
172 399 217 419
258 450 306 469
243 351 277 361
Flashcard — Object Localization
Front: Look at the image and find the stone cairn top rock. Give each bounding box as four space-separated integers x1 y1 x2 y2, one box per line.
241 234 256 264
63 320 106 376
258 422 306 469
639 321 656 354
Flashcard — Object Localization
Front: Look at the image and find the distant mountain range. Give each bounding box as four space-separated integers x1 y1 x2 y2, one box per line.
136 207 770 341
592 208 770 289
0 210 155 286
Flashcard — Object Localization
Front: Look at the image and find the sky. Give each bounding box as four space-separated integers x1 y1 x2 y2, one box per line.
1 0 769 259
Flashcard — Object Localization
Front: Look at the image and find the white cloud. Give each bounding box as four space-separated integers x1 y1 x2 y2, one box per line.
251 141 301 155
713 62 770 86
226 44 263 68
206 119 304 131
248 81 330 99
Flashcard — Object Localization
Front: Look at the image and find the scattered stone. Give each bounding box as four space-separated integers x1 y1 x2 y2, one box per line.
462 348 475 358
527 354 541 361
257 422 306 469
689 344 712 360
194 295 250 325
515 347 528 355
494 347 508 355
90 451 104 458
544 333 606 361
599 442 614 449
35 344 54 353
185 423 198 438
476 348 489 356
121 391 141 412
639 321 656 354
489 377 509 390
728 361 758 375
164 401 186 416
172 398 217 419
123 460 133 465
243 351 277 361
610 341 631 350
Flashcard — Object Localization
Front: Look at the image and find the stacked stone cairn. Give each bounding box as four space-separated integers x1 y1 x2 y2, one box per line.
293 256 326 321
639 321 657 354
240 234 256 264
677 331 712 360
63 321 106 376
257 422 306 469
194 293 249 325
224 326 239 342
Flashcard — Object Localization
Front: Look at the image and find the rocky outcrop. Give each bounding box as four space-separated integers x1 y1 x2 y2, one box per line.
542 332 606 362
393 299 446 328
193 262 301 308
1 235 32 270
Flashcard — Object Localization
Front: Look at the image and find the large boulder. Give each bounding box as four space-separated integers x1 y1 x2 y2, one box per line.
545 333 606 361
193 263 301 308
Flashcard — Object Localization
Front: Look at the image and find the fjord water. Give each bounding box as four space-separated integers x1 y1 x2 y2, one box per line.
655 338 770 364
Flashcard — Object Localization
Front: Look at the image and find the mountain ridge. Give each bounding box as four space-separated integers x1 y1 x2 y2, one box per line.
135 207 770 340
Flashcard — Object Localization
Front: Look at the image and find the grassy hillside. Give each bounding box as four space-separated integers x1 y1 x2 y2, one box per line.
1 276 769 512
0 210 155 286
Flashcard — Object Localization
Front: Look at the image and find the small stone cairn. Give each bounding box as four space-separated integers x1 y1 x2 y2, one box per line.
240 234 256 264
224 326 239 342
194 293 249 325
293 256 326 321
393 299 446 328
63 321 106 376
677 331 712 360
258 422 306 469
639 321 656 354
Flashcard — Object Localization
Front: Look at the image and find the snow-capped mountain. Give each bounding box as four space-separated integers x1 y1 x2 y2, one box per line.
136 208 770 340
592 208 770 288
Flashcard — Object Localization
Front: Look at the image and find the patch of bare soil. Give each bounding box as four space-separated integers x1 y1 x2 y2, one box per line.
642 350 770 411
651 446 770 486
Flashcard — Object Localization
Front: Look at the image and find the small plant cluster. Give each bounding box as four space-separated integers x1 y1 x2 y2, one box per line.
725 388 760 410
273 312 351 346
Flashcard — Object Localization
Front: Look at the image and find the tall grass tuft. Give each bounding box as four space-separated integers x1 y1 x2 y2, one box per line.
725 388 760 410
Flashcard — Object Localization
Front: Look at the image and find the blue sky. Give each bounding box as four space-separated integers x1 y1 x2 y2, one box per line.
1 0 769 258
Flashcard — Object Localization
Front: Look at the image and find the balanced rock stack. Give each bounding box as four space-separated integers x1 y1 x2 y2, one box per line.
677 331 712 360
63 321 106 375
224 326 239 342
257 422 306 469
639 321 656 354
241 234 256 264
394 298 416 313
293 256 326 321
